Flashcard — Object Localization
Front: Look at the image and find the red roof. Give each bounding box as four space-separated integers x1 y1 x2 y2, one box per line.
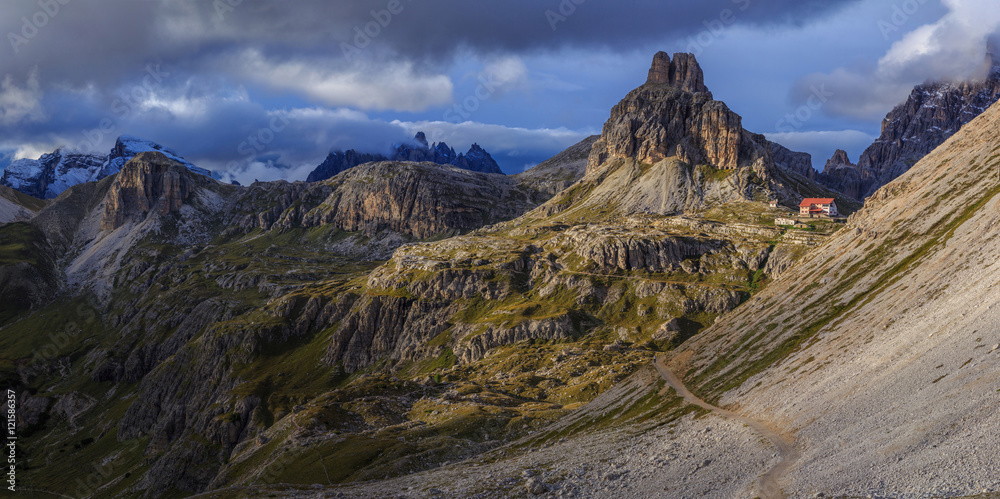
799 198 835 208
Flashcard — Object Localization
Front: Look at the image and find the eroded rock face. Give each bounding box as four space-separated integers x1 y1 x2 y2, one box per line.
454 317 576 364
770 143 816 181
575 234 721 274
647 52 710 95
301 162 544 239
589 85 754 170
101 152 200 231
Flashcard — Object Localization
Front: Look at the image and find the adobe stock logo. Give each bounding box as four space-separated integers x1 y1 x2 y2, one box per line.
443 70 506 123
877 0 931 40
341 0 416 60
7 0 72 54
775 85 835 133
546 0 586 31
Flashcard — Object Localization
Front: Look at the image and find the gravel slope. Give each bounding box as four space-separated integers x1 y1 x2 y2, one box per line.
673 100 1000 497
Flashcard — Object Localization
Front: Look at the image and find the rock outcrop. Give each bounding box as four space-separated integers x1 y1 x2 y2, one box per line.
300 161 543 239
96 135 219 180
770 142 816 181
512 135 599 196
570 52 853 215
647 51 710 95
306 132 504 182
230 161 548 246
587 80 755 170
101 152 202 231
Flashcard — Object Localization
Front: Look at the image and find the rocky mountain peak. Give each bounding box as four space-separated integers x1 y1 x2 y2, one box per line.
646 51 710 95
101 152 201 231
824 149 855 170
0 149 104 199
97 135 219 181
577 51 852 215
590 51 755 171
770 142 816 181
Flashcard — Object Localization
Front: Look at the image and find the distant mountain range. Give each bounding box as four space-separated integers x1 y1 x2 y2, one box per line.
306 131 504 182
1 132 505 199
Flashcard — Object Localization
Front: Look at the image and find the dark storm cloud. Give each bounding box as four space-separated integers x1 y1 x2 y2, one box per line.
0 0 864 181
1 0 862 84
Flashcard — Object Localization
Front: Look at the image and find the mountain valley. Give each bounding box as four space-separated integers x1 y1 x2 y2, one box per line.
2 43 1000 499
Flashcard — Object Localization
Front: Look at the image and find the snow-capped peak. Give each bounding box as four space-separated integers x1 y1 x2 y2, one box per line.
1 136 221 199
94 136 221 181
0 149 104 199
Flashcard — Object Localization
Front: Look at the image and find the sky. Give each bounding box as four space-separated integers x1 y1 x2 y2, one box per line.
0 0 998 184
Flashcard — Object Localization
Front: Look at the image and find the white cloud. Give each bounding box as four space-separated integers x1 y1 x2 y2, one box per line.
479 56 530 95
12 143 56 161
394 119 594 156
0 69 45 126
220 158 319 186
795 0 1000 120
231 50 454 112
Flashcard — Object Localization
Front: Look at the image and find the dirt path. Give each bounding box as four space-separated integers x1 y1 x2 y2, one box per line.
654 356 800 499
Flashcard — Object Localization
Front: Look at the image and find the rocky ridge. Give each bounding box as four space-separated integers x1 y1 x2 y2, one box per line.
770 142 817 181
511 135 599 197
1 149 104 199
0 185 46 223
818 148 863 200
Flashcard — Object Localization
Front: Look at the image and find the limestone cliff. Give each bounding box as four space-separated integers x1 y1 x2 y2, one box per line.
101 152 206 231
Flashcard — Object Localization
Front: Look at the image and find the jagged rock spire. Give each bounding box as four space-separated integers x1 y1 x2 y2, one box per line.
646 51 710 94
824 149 855 171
